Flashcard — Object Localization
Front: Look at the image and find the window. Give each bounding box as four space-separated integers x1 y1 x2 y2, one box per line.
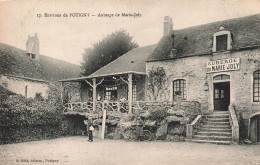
26 53 36 60
31 54 36 59
105 86 117 101
132 85 137 101
253 70 260 102
216 34 228 51
127 85 137 101
214 89 224 99
212 29 232 52
213 74 230 81
173 79 186 100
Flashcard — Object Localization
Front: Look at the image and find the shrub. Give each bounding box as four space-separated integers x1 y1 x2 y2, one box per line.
149 107 168 121
168 124 186 136
35 93 44 101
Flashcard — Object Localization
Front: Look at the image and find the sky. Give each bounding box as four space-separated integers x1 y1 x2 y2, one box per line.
0 0 259 65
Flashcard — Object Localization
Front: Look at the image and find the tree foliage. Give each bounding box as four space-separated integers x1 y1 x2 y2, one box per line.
81 29 139 76
147 67 169 101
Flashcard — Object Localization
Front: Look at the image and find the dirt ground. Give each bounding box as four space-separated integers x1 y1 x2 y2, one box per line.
0 136 259 165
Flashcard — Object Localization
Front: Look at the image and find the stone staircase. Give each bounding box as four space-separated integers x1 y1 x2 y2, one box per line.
188 111 232 145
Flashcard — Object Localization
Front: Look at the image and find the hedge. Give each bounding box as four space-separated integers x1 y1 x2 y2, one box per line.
0 95 63 127
0 95 86 144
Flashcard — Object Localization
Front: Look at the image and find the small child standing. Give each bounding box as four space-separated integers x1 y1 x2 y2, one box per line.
88 124 94 142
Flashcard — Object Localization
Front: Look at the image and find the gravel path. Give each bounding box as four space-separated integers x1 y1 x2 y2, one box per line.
0 136 259 165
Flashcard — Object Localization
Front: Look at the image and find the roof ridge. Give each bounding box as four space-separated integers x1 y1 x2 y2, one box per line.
149 14 260 61
0 42 80 67
174 13 260 32
0 42 81 81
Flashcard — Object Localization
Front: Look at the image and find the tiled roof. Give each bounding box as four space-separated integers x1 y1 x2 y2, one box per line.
0 43 81 82
148 14 260 61
88 45 156 77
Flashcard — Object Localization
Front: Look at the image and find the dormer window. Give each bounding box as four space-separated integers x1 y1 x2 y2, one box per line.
216 34 227 51
31 54 36 59
213 27 232 52
26 53 36 60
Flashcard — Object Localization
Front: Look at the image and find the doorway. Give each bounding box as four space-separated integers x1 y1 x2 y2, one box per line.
257 115 260 142
250 115 260 142
213 82 230 111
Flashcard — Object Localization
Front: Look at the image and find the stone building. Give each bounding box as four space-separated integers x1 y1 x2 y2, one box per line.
147 14 260 142
0 35 81 99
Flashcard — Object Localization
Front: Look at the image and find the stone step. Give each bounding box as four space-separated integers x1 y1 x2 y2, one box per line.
202 125 231 129
213 111 229 114
206 114 229 118
185 139 231 145
205 118 229 122
193 135 232 141
196 131 232 136
199 128 231 132
203 122 230 126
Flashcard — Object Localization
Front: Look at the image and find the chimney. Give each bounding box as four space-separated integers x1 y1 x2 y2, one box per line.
25 33 40 61
163 16 173 36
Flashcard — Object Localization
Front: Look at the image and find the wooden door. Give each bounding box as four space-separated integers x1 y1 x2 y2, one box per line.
257 115 260 142
214 82 230 111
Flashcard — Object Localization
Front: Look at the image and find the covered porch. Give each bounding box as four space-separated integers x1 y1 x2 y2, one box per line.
59 71 146 114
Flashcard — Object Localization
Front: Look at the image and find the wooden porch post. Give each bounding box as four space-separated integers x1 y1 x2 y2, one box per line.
101 102 106 140
85 78 104 112
128 73 133 114
92 78 97 112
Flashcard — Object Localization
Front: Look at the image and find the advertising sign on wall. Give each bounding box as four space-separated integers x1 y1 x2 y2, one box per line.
206 58 240 73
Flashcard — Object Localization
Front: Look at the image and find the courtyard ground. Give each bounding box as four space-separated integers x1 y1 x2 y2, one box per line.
0 136 259 165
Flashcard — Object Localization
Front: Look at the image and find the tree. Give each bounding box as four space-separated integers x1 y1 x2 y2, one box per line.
81 29 139 76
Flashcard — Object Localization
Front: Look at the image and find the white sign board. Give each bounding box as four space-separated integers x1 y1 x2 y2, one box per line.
206 58 240 73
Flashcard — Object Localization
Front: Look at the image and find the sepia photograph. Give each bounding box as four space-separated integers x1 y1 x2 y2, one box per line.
0 0 259 164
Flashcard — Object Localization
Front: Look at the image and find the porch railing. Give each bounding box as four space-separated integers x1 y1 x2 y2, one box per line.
64 102 94 113
64 101 129 113
63 100 200 114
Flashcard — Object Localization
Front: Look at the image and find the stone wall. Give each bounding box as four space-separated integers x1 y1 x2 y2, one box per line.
0 75 49 99
147 55 210 113
80 82 91 101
